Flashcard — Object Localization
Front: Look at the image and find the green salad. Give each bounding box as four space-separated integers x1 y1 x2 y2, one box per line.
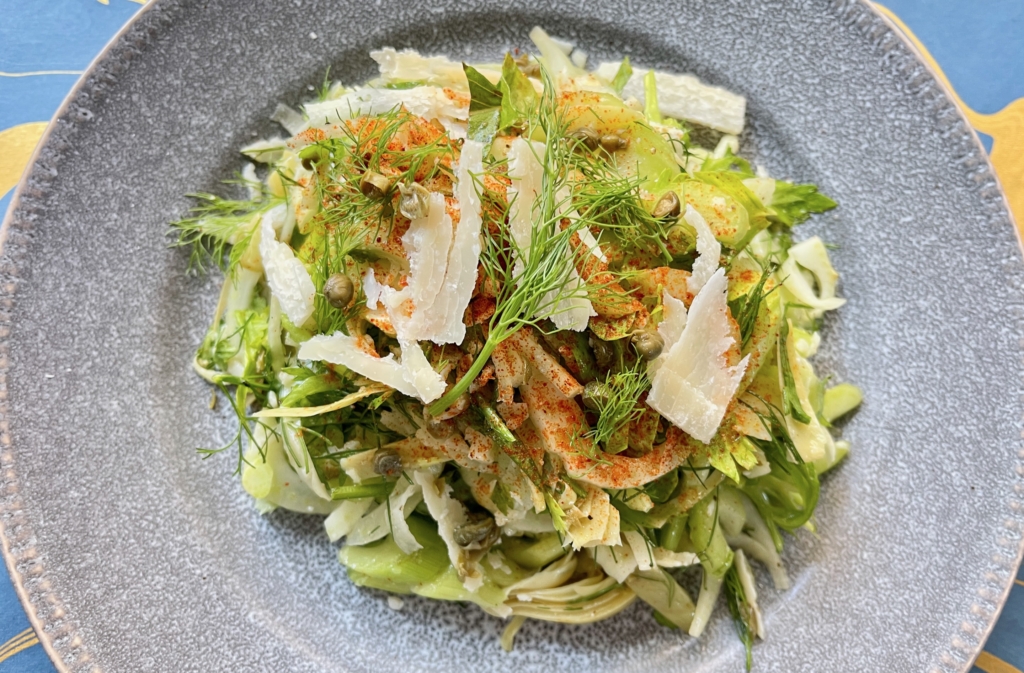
174 27 861 666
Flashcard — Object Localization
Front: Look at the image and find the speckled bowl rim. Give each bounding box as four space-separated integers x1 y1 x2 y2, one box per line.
1 2 1021 672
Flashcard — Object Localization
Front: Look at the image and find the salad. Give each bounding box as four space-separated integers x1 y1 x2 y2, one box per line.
174 27 861 667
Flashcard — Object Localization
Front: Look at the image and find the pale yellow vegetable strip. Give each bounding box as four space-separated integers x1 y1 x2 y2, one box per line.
507 586 636 624
251 384 388 418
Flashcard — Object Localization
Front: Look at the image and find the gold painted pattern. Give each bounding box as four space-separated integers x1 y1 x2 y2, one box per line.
976 651 1024 673
876 4 1024 237
0 122 48 201
0 628 39 664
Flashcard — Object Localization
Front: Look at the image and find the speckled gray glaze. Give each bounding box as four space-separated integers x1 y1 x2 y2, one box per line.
1 0 1022 671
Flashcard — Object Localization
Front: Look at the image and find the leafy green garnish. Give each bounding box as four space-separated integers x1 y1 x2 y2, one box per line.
700 148 754 177
464 64 503 109
463 63 503 143
769 181 837 227
499 53 538 130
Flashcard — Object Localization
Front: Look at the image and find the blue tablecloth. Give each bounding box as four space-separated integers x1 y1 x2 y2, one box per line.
1 1 1022 671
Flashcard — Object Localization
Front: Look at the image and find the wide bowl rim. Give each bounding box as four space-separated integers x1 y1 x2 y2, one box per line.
0 1 1021 671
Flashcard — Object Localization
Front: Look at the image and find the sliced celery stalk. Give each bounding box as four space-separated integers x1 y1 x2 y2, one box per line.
337 514 449 592
414 566 508 613
822 383 863 423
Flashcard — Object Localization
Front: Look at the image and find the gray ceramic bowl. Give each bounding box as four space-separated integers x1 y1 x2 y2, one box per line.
2 0 1023 671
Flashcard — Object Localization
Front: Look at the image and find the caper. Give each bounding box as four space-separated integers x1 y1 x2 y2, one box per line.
582 380 611 410
398 182 431 220
599 133 627 153
359 170 391 199
569 127 600 152
590 337 614 370
373 448 403 480
299 144 328 171
652 191 681 221
453 515 498 548
631 329 665 361
323 273 354 309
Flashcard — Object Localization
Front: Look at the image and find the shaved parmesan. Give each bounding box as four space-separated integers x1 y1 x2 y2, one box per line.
595 63 746 134
297 332 445 403
259 205 315 326
382 191 454 340
650 290 688 376
548 185 596 331
685 204 721 296
506 137 545 255
397 337 446 403
577 226 607 262
647 268 749 443
362 268 385 310
425 139 484 344
303 86 468 139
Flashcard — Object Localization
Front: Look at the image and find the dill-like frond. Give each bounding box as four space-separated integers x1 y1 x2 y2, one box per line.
585 361 650 452
570 153 672 263
170 191 279 274
427 68 623 417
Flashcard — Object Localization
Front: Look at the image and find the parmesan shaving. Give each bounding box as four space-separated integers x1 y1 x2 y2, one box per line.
685 204 721 296
647 268 749 443
425 139 484 344
259 205 315 326
297 332 445 403
382 191 454 341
